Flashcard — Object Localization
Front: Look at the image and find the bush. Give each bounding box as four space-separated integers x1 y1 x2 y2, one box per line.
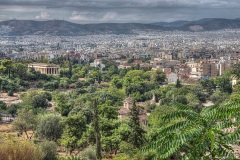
43 81 59 91
0 101 7 111
36 114 63 141
21 90 51 109
39 140 57 160
7 103 23 116
40 92 52 101
7 90 14 96
0 134 45 160
79 145 96 160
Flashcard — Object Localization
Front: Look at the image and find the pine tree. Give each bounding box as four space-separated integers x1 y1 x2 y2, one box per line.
128 100 146 148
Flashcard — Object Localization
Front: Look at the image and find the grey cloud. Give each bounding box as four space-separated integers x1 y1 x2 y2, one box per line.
1 0 240 8
0 0 240 23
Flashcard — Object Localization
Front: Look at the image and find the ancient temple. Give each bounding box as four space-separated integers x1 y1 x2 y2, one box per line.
28 63 60 75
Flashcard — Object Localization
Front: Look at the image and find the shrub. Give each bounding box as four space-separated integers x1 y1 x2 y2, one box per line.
36 114 63 141
6 103 23 117
7 90 14 96
39 140 57 160
0 101 7 111
0 134 45 160
79 145 96 160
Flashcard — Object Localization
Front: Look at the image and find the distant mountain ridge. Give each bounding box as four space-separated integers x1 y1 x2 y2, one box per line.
1 18 240 36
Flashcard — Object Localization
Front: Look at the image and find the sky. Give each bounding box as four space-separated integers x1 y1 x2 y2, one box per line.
0 0 240 24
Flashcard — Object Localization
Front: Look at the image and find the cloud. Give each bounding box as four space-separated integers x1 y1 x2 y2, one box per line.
36 11 50 20
1 0 240 23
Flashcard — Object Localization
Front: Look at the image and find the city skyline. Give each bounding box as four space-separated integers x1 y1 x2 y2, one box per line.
0 0 240 24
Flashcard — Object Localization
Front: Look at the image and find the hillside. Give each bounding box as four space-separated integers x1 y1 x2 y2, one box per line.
1 18 240 36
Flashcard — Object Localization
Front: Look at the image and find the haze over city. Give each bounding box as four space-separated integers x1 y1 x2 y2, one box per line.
1 0 240 23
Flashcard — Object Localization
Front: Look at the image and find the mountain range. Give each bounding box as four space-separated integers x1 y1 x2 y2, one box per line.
1 18 240 36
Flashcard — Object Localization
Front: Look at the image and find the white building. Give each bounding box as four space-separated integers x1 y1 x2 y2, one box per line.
166 72 178 84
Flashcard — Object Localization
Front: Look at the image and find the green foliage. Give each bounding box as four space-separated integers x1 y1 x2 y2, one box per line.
0 77 19 92
21 90 51 109
232 62 240 79
6 103 23 116
200 78 216 95
233 82 240 93
53 91 74 116
39 140 57 160
36 114 63 141
61 113 87 153
93 100 102 159
147 105 175 128
110 75 123 88
143 102 240 159
210 90 229 105
43 81 59 91
175 79 182 88
230 93 240 103
0 100 7 111
12 109 37 139
7 90 14 96
128 101 146 148
87 70 102 84
78 145 96 160
0 134 45 160
1 59 12 78
11 63 28 79
215 76 232 93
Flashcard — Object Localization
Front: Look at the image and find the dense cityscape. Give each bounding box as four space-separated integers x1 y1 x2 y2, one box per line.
1 29 240 81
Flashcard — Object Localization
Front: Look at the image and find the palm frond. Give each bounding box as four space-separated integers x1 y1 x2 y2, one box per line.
172 102 194 111
162 110 201 123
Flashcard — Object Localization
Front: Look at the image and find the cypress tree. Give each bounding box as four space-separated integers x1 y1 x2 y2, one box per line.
128 100 145 148
93 99 102 159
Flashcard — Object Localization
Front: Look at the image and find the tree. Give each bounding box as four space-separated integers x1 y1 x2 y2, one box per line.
99 101 120 158
0 100 7 112
6 103 23 117
88 70 102 84
12 109 37 139
53 91 73 116
39 140 57 160
60 113 87 153
200 78 216 95
93 99 102 159
1 59 12 78
175 79 182 88
36 114 63 141
69 61 73 78
215 76 232 93
20 90 51 109
144 103 240 159
128 101 146 148
232 62 240 79
11 63 27 79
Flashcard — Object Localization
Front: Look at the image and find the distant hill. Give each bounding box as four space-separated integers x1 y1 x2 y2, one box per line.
0 20 163 36
151 18 240 31
1 18 240 36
